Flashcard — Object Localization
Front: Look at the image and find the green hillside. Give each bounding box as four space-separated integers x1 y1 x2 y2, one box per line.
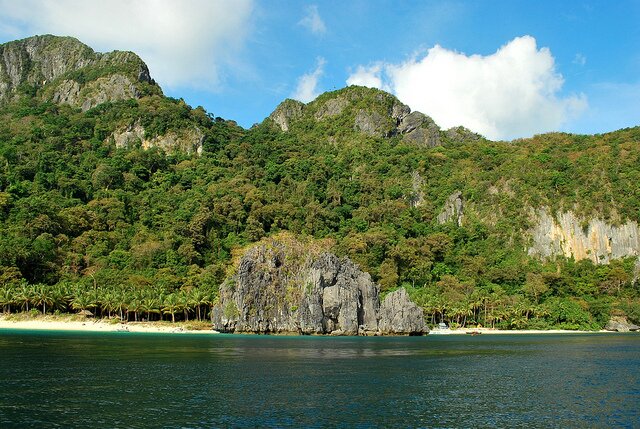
1 36 639 329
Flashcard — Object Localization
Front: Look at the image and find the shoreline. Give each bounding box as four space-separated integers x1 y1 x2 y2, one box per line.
0 315 622 336
436 327 614 335
0 315 219 335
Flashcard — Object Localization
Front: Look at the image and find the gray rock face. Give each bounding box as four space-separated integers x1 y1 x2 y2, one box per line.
528 207 640 264
265 85 457 145
437 191 464 226
52 73 141 111
269 99 305 131
314 97 349 119
211 239 427 335
354 109 391 137
111 121 204 154
410 171 425 208
378 288 427 335
398 111 441 147
444 126 483 143
604 316 640 332
0 35 157 108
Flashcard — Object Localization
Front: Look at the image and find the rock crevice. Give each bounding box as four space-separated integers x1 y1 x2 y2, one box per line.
211 239 427 335
528 207 640 264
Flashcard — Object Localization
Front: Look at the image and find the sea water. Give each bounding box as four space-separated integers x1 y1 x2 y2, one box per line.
0 330 638 428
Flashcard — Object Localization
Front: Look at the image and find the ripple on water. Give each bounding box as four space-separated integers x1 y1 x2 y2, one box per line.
0 331 638 428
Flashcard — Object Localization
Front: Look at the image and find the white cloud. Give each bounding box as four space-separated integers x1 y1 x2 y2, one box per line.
347 36 587 140
292 57 325 103
346 64 387 90
573 53 587 66
298 5 326 35
0 0 254 91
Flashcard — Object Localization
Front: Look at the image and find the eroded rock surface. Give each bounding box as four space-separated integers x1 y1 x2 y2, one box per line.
266 85 455 146
528 208 640 264
604 316 640 332
378 288 427 335
111 122 204 154
437 191 464 226
0 35 157 108
211 238 427 335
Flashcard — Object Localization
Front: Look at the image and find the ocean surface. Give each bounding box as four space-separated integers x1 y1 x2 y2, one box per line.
0 330 638 428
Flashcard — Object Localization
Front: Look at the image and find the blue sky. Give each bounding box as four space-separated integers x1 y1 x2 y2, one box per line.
0 0 638 140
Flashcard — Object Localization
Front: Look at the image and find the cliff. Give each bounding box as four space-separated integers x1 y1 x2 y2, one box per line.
211 237 427 335
0 35 160 109
528 207 640 264
267 86 484 146
0 35 213 154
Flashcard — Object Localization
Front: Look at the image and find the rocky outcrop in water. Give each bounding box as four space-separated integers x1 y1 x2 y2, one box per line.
211 237 428 335
378 288 426 335
604 316 640 332
528 207 640 264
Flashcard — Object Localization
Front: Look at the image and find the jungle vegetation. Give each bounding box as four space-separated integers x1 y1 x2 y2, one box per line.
1 42 640 329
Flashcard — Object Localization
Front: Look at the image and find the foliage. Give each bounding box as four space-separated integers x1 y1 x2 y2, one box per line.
0 67 639 328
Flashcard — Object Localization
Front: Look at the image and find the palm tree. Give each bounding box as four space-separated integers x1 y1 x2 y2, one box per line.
0 287 15 313
71 292 95 314
113 290 128 321
163 293 180 323
99 291 119 319
15 282 34 312
189 288 210 321
33 284 54 315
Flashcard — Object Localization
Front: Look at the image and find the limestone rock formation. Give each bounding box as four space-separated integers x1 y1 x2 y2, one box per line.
269 99 305 131
437 191 464 226
604 316 640 332
410 171 425 208
0 35 159 108
378 288 427 335
398 111 441 147
266 85 456 146
444 126 483 143
211 237 428 335
528 207 640 264
111 122 204 154
354 109 390 137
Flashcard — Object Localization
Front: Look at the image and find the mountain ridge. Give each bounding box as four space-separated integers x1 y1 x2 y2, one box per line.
0 35 639 331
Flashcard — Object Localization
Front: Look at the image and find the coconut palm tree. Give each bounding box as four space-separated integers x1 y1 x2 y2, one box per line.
163 293 180 323
15 282 34 312
71 292 95 314
33 284 54 314
0 287 15 313
188 288 210 321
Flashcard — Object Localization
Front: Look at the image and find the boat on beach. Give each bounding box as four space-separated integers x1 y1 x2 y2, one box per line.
429 322 452 335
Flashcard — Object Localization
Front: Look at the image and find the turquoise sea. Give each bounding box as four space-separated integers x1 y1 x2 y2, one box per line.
0 330 638 428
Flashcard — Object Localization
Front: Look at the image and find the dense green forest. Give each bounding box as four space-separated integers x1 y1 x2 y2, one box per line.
1 36 639 329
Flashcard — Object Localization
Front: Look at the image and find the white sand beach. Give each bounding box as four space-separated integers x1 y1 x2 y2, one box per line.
436 327 612 335
0 315 219 335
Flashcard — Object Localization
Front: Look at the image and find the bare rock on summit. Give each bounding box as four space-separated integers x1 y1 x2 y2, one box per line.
265 86 450 146
399 111 442 147
269 99 305 131
0 35 159 108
